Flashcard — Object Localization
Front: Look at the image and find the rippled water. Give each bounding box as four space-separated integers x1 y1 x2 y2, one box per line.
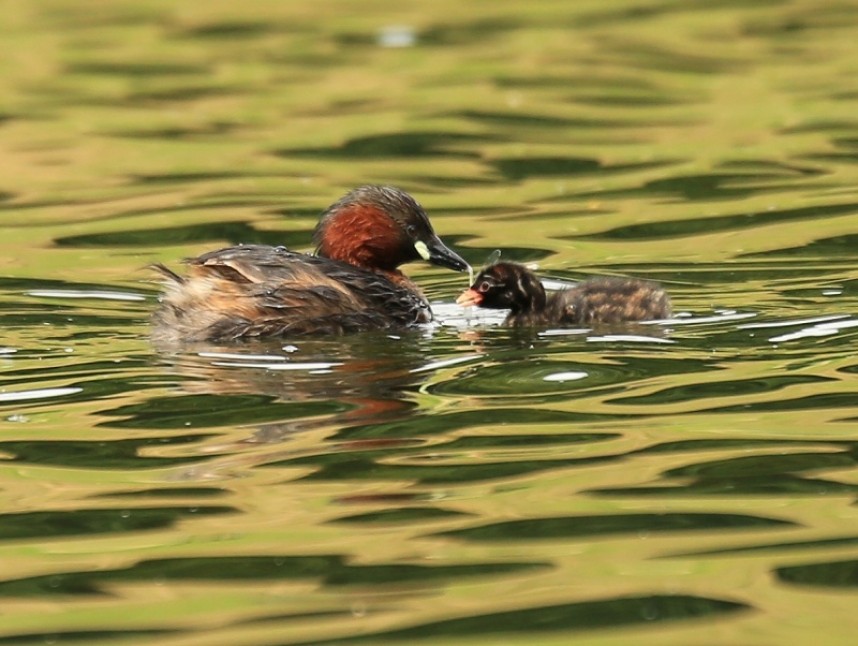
3 1 858 644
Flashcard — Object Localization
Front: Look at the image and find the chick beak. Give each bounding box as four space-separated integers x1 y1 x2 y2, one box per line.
456 288 482 307
415 236 470 273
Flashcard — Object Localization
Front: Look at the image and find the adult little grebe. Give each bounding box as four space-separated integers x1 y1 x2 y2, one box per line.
152 185 469 342
457 261 671 327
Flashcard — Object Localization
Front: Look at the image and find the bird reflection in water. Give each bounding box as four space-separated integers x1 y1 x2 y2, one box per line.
149 332 434 479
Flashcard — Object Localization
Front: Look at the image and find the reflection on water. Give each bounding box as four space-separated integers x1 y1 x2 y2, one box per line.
3 0 858 644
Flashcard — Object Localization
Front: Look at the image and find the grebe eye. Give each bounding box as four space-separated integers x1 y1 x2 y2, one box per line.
478 280 491 293
406 224 416 236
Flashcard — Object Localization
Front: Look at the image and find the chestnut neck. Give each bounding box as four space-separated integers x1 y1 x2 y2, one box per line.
314 203 410 272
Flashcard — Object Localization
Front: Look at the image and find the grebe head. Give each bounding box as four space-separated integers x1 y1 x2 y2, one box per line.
457 261 546 313
313 185 469 273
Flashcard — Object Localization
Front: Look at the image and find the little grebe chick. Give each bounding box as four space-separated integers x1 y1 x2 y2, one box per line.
152 185 469 342
457 261 671 327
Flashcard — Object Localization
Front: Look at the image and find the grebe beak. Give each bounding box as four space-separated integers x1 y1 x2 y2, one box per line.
416 236 470 272
456 288 482 307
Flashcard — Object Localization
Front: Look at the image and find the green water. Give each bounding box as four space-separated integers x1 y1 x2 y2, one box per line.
3 0 858 644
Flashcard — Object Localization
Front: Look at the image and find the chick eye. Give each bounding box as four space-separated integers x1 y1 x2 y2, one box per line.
478 281 492 293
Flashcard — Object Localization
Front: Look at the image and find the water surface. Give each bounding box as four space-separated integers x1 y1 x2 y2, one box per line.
2 1 858 644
